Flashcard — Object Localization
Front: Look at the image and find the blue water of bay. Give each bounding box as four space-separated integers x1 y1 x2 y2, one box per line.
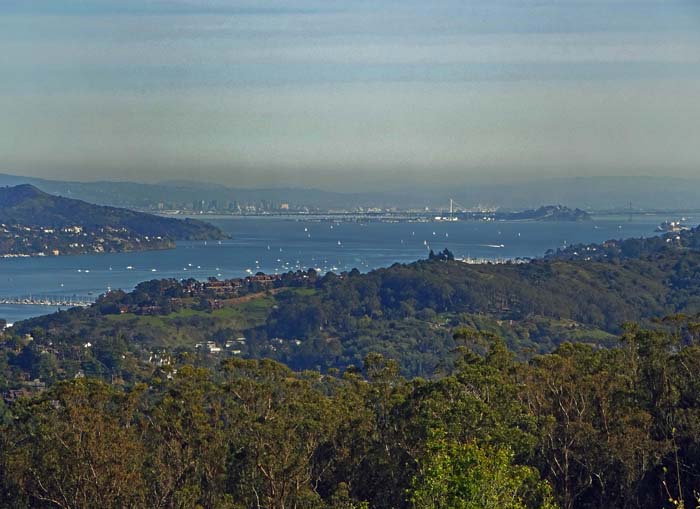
0 214 694 323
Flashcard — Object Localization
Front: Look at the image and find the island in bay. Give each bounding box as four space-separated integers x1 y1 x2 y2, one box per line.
0 184 226 257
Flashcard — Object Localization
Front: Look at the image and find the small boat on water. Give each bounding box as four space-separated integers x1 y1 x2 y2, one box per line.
656 221 689 233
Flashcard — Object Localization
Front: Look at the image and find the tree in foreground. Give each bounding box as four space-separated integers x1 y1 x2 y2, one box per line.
410 433 557 509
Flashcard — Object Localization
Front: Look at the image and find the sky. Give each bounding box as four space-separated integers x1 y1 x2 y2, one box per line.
1 0 699 190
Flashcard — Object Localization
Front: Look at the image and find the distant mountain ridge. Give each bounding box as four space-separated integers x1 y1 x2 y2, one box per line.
0 185 225 257
0 173 386 210
0 172 699 211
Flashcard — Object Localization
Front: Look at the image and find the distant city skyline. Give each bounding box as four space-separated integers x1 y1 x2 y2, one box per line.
1 0 699 190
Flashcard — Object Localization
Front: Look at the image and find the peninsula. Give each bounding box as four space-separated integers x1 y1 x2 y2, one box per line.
0 185 226 257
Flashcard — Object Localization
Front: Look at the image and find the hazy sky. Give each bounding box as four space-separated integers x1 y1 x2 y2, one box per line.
1 0 699 190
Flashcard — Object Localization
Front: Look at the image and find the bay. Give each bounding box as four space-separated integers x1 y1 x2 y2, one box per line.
0 214 694 323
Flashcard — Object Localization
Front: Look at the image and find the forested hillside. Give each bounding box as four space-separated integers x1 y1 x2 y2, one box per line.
3 325 700 508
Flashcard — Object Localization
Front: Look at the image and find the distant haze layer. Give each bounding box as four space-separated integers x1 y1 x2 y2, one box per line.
1 0 699 188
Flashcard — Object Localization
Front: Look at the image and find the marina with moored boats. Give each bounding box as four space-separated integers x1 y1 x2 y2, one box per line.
0 296 92 307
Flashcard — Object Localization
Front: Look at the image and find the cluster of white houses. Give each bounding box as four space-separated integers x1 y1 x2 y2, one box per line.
195 337 247 355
